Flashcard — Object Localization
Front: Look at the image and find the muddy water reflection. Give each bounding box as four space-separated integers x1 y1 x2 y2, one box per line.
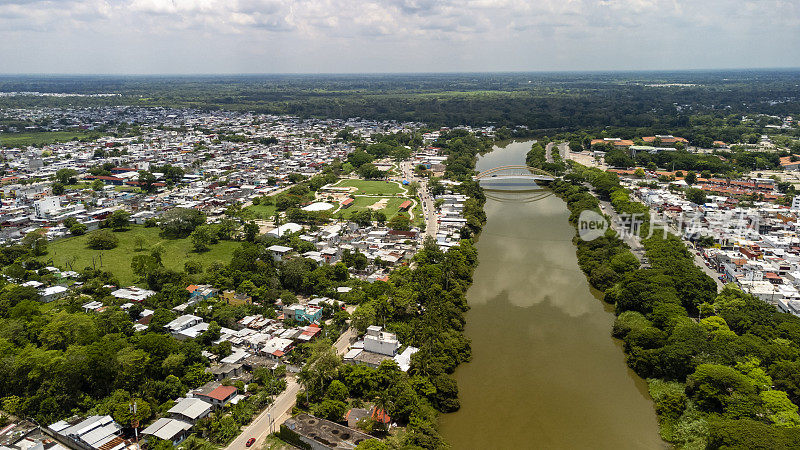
438 141 663 449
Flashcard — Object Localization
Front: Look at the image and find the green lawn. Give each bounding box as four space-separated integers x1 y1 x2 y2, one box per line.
332 179 405 196
412 202 424 226
0 131 104 147
42 226 239 286
340 196 412 220
64 183 94 190
242 203 278 220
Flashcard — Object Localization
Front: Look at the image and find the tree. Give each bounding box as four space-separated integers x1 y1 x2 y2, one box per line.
760 389 800 428
351 304 376 334
21 229 47 256
92 179 105 191
707 419 800 449
685 187 707 205
685 171 697 185
133 235 147 251
55 168 78 185
352 210 372 227
138 170 157 192
358 163 385 180
160 208 206 238
70 223 87 236
243 221 259 242
388 214 411 231
313 399 348 422
288 173 306 183
112 398 152 427
131 254 162 279
347 150 374 168
52 182 65 195
326 380 349 402
184 260 203 274
106 210 131 231
686 363 757 414
87 230 119 249
355 440 389 450
374 211 387 226
191 225 218 252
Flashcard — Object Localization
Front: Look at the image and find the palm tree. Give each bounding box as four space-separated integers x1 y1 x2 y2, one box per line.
372 392 392 433
297 368 314 406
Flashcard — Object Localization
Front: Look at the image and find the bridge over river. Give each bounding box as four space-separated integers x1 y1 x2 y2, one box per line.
473 165 555 189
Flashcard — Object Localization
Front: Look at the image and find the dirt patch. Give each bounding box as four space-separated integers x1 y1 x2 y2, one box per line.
368 198 390 210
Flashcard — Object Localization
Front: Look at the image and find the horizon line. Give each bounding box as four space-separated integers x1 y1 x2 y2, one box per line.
1 67 800 77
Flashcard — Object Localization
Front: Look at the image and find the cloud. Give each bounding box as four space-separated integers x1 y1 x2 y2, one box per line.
0 0 798 72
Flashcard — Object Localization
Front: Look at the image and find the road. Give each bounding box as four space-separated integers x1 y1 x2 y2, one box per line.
399 161 438 239
225 328 356 450
598 198 723 292
545 142 569 164
545 142 555 163
556 142 569 160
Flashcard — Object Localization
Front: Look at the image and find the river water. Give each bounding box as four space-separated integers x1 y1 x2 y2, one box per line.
438 141 663 449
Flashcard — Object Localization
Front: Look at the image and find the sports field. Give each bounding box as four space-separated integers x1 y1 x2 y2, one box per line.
332 179 405 196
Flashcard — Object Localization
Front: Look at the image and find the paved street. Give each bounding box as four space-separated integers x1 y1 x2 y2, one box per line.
399 161 438 239
598 198 723 292
545 142 555 162
225 328 355 450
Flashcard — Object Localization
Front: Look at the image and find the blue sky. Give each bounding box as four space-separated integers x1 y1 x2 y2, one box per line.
1 0 799 74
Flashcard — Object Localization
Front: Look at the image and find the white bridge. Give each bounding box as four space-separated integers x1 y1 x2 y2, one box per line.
474 165 555 182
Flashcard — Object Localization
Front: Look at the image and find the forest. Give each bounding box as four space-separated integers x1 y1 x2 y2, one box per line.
2 71 800 132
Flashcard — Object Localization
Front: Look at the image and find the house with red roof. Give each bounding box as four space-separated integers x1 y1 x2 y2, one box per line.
590 138 634 148
195 384 238 408
780 156 800 171
642 135 688 145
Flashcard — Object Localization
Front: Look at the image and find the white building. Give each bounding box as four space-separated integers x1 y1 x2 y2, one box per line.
33 196 60 218
364 326 400 356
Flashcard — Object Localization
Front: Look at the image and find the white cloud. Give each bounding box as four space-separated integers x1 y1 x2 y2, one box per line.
0 0 798 72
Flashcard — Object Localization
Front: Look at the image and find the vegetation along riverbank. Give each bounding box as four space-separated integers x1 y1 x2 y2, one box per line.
528 142 800 449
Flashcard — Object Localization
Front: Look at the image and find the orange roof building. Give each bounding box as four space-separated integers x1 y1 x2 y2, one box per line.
590 138 634 148
642 135 688 144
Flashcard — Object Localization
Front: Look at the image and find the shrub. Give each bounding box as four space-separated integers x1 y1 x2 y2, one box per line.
87 230 119 249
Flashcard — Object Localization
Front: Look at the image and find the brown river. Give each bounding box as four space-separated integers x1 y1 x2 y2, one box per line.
438 140 663 449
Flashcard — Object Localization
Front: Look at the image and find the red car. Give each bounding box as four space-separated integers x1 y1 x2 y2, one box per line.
246 438 256 447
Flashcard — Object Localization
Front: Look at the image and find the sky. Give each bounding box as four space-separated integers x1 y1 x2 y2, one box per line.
1 0 799 74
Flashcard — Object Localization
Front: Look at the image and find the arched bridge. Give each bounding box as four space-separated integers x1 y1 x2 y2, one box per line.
474 165 555 182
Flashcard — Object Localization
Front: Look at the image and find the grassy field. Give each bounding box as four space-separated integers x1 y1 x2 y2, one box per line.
339 196 411 220
332 179 405 196
0 131 104 147
242 203 277 220
42 226 239 286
